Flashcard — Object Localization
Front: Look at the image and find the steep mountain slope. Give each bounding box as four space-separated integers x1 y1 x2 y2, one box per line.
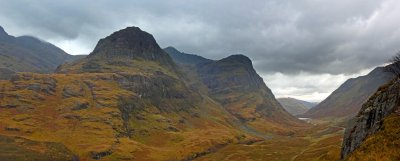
341 78 400 160
302 67 394 119
277 97 316 115
165 47 306 134
0 26 83 73
0 27 268 160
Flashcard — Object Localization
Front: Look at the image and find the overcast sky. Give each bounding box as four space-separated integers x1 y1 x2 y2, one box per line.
1 0 399 102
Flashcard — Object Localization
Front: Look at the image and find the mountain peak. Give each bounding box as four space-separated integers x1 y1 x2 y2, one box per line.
0 26 12 40
220 54 252 64
217 54 253 70
0 26 7 35
164 46 179 53
89 26 164 59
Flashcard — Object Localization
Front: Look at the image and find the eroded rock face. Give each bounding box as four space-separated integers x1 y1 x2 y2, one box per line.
88 27 174 68
341 79 400 159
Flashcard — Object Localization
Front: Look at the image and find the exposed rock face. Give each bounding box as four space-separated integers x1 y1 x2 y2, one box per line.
341 78 400 159
196 55 297 123
165 47 303 129
197 55 266 93
89 27 174 67
302 67 394 119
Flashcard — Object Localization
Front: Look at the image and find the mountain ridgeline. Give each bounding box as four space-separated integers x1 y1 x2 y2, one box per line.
277 97 316 115
164 47 304 131
301 67 394 119
0 26 84 74
0 26 305 160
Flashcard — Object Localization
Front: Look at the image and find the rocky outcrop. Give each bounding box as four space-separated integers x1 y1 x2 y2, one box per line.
341 78 400 159
89 27 174 68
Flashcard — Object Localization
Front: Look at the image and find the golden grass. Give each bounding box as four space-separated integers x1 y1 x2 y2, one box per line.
346 114 400 161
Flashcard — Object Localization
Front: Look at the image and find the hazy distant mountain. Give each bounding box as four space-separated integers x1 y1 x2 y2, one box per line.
301 67 394 119
0 26 84 74
277 97 317 115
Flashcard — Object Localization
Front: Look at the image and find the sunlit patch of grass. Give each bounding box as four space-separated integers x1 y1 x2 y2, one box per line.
195 122 343 161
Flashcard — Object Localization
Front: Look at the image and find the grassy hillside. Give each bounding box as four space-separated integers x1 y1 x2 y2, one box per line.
0 72 254 160
302 67 394 119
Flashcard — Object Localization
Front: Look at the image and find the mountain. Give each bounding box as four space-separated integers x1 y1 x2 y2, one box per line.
301 67 394 119
164 46 212 66
341 78 400 160
0 26 306 160
165 47 306 134
0 26 84 74
277 97 316 115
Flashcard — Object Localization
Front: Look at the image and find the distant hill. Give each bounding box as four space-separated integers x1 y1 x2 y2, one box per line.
277 97 317 115
0 26 84 74
301 67 394 119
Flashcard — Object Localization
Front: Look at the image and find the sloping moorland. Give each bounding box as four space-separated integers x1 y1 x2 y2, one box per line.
2 25 397 161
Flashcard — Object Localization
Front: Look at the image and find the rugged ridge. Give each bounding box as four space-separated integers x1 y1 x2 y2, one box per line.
0 26 266 160
164 46 212 66
88 27 173 67
165 47 305 134
341 78 400 159
58 27 176 74
302 67 394 119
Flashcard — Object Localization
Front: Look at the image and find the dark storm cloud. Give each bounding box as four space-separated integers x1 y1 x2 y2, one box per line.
0 0 399 75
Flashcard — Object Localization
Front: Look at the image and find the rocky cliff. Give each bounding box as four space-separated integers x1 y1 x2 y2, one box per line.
341 78 400 159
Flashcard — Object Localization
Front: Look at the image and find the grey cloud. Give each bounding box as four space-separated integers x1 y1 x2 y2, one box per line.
0 0 399 74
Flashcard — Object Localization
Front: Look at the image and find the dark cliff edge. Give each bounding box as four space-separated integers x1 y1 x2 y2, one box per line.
341 78 400 159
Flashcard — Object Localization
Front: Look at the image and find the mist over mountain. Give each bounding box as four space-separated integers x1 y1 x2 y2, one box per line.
0 26 83 74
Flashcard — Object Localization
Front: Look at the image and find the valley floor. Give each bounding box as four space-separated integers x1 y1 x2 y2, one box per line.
194 120 344 161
